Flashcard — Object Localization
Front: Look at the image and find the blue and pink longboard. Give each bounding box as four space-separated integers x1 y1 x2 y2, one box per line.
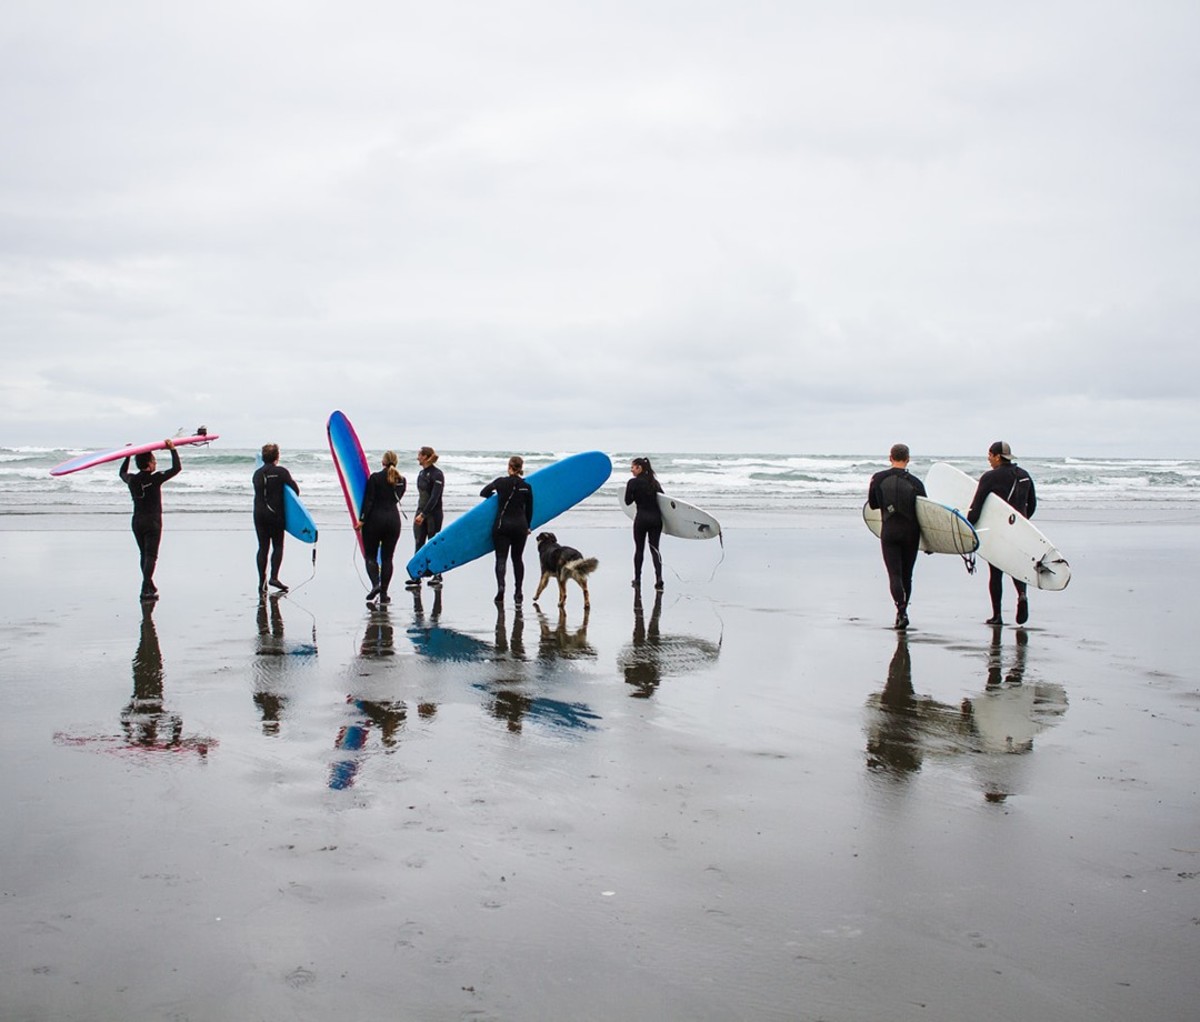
326 410 371 556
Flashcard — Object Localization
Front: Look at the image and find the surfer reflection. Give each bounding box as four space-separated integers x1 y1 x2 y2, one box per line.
616 590 721 698
494 604 527 662
535 605 595 661
252 593 318 735
864 633 964 775
329 608 410 790
864 629 1067 798
55 602 215 758
477 604 599 734
623 591 664 697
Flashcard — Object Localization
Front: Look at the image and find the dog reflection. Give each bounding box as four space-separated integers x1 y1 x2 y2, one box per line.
535 606 595 661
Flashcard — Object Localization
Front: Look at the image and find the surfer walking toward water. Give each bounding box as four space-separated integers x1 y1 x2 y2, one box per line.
356 451 406 605
481 456 534 606
867 443 926 630
252 443 299 595
119 439 182 601
411 446 445 589
969 441 1037 625
624 457 665 591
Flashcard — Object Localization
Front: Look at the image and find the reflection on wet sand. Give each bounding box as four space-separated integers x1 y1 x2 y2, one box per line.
252 594 318 735
406 588 493 662
535 606 595 661
478 605 600 734
54 601 215 758
865 629 1068 800
616 591 722 698
329 607 417 790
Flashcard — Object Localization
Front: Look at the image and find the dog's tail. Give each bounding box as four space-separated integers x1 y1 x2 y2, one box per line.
565 557 599 579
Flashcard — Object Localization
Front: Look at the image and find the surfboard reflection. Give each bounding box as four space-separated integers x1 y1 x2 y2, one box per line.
864 630 1068 800
329 607 432 790
406 588 494 663
472 605 599 734
252 594 318 735
54 601 216 759
617 591 722 699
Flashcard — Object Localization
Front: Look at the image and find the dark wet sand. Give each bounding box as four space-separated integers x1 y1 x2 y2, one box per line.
1 511 1197 1020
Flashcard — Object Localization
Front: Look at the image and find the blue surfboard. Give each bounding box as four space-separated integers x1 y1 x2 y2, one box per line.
254 455 317 543
406 451 613 580
327 410 371 556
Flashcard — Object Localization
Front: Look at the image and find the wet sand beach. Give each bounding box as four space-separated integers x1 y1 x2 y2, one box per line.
1 511 1197 1020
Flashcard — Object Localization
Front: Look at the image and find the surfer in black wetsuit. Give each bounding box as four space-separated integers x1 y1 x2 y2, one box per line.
867 443 927 630
411 446 445 589
969 441 1037 626
481 456 533 606
119 440 182 601
624 457 664 591
356 450 406 605
252 443 300 595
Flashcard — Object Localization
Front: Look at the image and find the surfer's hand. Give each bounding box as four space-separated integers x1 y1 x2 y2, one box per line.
354 520 363 531
164 439 175 450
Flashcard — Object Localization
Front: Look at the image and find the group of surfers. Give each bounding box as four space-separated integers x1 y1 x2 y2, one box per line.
118 444 667 607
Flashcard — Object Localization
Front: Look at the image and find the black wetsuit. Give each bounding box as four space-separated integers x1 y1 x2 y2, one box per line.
481 474 533 597
867 466 927 615
252 461 299 588
624 474 664 586
414 464 445 552
359 470 406 597
119 446 182 597
969 461 1037 619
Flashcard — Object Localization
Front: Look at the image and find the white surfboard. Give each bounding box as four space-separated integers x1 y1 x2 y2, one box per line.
862 496 979 556
924 462 1070 591
619 491 721 540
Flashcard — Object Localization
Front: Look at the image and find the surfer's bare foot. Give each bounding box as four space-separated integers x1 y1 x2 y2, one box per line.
366 585 380 601
1016 596 1029 624
268 578 288 593
986 615 1003 626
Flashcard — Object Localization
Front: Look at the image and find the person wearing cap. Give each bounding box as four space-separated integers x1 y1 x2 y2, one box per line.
968 441 1037 625
868 443 927 630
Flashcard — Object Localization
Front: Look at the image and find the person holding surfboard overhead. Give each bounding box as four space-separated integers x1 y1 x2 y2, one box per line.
252 443 300 595
355 451 407 605
119 439 182 601
969 441 1037 626
480 456 534 606
411 446 446 589
624 457 665 591
867 443 927 630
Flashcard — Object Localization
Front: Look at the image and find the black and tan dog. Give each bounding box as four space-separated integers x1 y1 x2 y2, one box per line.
533 532 599 609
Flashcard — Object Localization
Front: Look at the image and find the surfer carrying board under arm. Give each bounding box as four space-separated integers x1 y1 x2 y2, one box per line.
624 457 665 592
481 456 534 606
252 443 300 595
410 446 445 589
969 441 1037 626
119 439 182 602
356 451 406 606
867 443 927 630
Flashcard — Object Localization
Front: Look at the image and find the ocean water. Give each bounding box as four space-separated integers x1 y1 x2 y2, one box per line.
2 446 1198 526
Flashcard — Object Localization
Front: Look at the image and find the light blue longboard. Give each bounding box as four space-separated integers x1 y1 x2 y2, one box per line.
327 410 371 556
406 451 613 580
255 455 318 543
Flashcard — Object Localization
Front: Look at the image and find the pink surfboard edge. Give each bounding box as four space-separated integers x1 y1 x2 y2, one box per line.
49 433 220 476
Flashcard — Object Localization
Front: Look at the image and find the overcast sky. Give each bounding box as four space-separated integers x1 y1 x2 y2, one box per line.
2 1 1197 457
